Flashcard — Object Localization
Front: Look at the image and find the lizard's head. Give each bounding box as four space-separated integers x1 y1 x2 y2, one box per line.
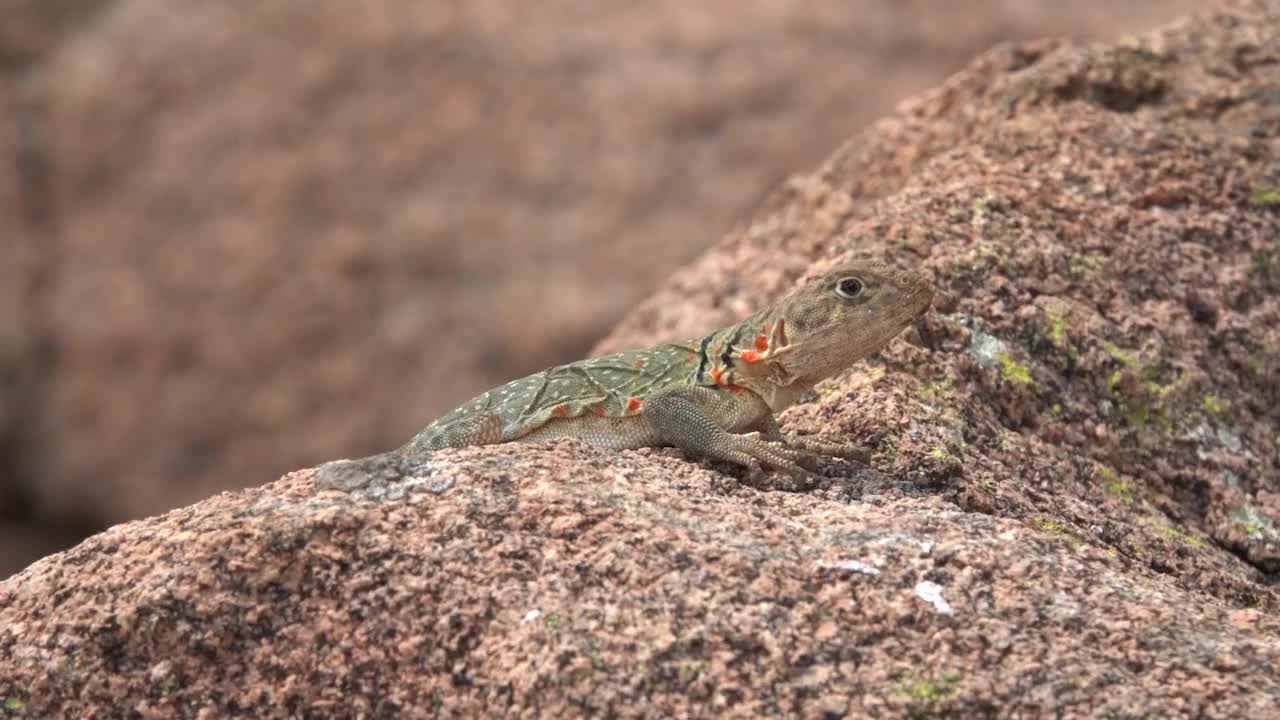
750 261 934 387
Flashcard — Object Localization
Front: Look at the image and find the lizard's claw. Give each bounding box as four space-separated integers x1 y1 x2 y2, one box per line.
781 432 872 465
729 431 816 477
740 460 814 492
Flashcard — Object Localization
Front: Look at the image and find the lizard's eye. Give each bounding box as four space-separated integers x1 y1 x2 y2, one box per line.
835 276 865 299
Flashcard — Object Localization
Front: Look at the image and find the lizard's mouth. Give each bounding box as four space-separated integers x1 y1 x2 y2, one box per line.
876 278 934 333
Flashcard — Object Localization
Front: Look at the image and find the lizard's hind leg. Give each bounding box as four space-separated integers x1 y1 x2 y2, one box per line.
400 412 504 455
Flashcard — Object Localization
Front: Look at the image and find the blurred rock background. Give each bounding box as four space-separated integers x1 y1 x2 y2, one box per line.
0 0 1205 577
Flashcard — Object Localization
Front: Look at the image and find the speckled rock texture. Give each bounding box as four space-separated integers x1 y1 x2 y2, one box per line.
0 0 1203 577
4 1 1279 717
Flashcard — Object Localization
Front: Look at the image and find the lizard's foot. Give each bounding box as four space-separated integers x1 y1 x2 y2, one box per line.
707 431 816 478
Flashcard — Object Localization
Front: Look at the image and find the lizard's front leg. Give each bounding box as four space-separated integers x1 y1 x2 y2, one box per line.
642 385 816 477
755 414 871 465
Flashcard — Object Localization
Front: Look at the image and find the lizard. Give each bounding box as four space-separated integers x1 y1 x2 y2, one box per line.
317 260 933 490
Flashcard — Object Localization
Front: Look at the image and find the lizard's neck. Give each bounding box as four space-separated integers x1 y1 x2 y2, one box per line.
692 308 812 412
745 380 814 413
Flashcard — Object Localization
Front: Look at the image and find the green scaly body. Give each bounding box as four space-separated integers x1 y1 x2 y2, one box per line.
394 261 934 478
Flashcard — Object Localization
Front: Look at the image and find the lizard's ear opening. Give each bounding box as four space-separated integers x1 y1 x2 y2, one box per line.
835 276 866 300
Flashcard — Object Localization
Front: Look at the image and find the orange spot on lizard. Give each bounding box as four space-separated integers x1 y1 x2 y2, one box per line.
552 404 569 417
590 405 606 417
740 351 761 364
626 397 642 412
710 367 724 385
754 334 769 352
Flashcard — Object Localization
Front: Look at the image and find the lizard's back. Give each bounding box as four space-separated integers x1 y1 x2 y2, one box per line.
401 342 702 454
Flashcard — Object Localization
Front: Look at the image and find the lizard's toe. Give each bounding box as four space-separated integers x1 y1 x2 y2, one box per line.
739 431 815 471
785 433 871 465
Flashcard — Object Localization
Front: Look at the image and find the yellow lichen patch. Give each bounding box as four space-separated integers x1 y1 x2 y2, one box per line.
919 376 954 402
1097 465 1133 504
1048 310 1070 351
927 442 965 473
995 352 1033 387
1149 521 1205 550
1101 340 1137 368
1031 516 1080 548
1069 253 1108 278
895 670 961 714
674 659 708 682
1201 394 1228 417
1249 186 1279 206
1032 516 1070 534
1099 341 1182 431
970 191 1010 240
1039 303 1080 361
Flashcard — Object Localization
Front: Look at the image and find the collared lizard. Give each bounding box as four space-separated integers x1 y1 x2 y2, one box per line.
319 260 933 489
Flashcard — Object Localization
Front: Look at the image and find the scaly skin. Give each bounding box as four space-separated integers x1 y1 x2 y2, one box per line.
395 261 933 477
